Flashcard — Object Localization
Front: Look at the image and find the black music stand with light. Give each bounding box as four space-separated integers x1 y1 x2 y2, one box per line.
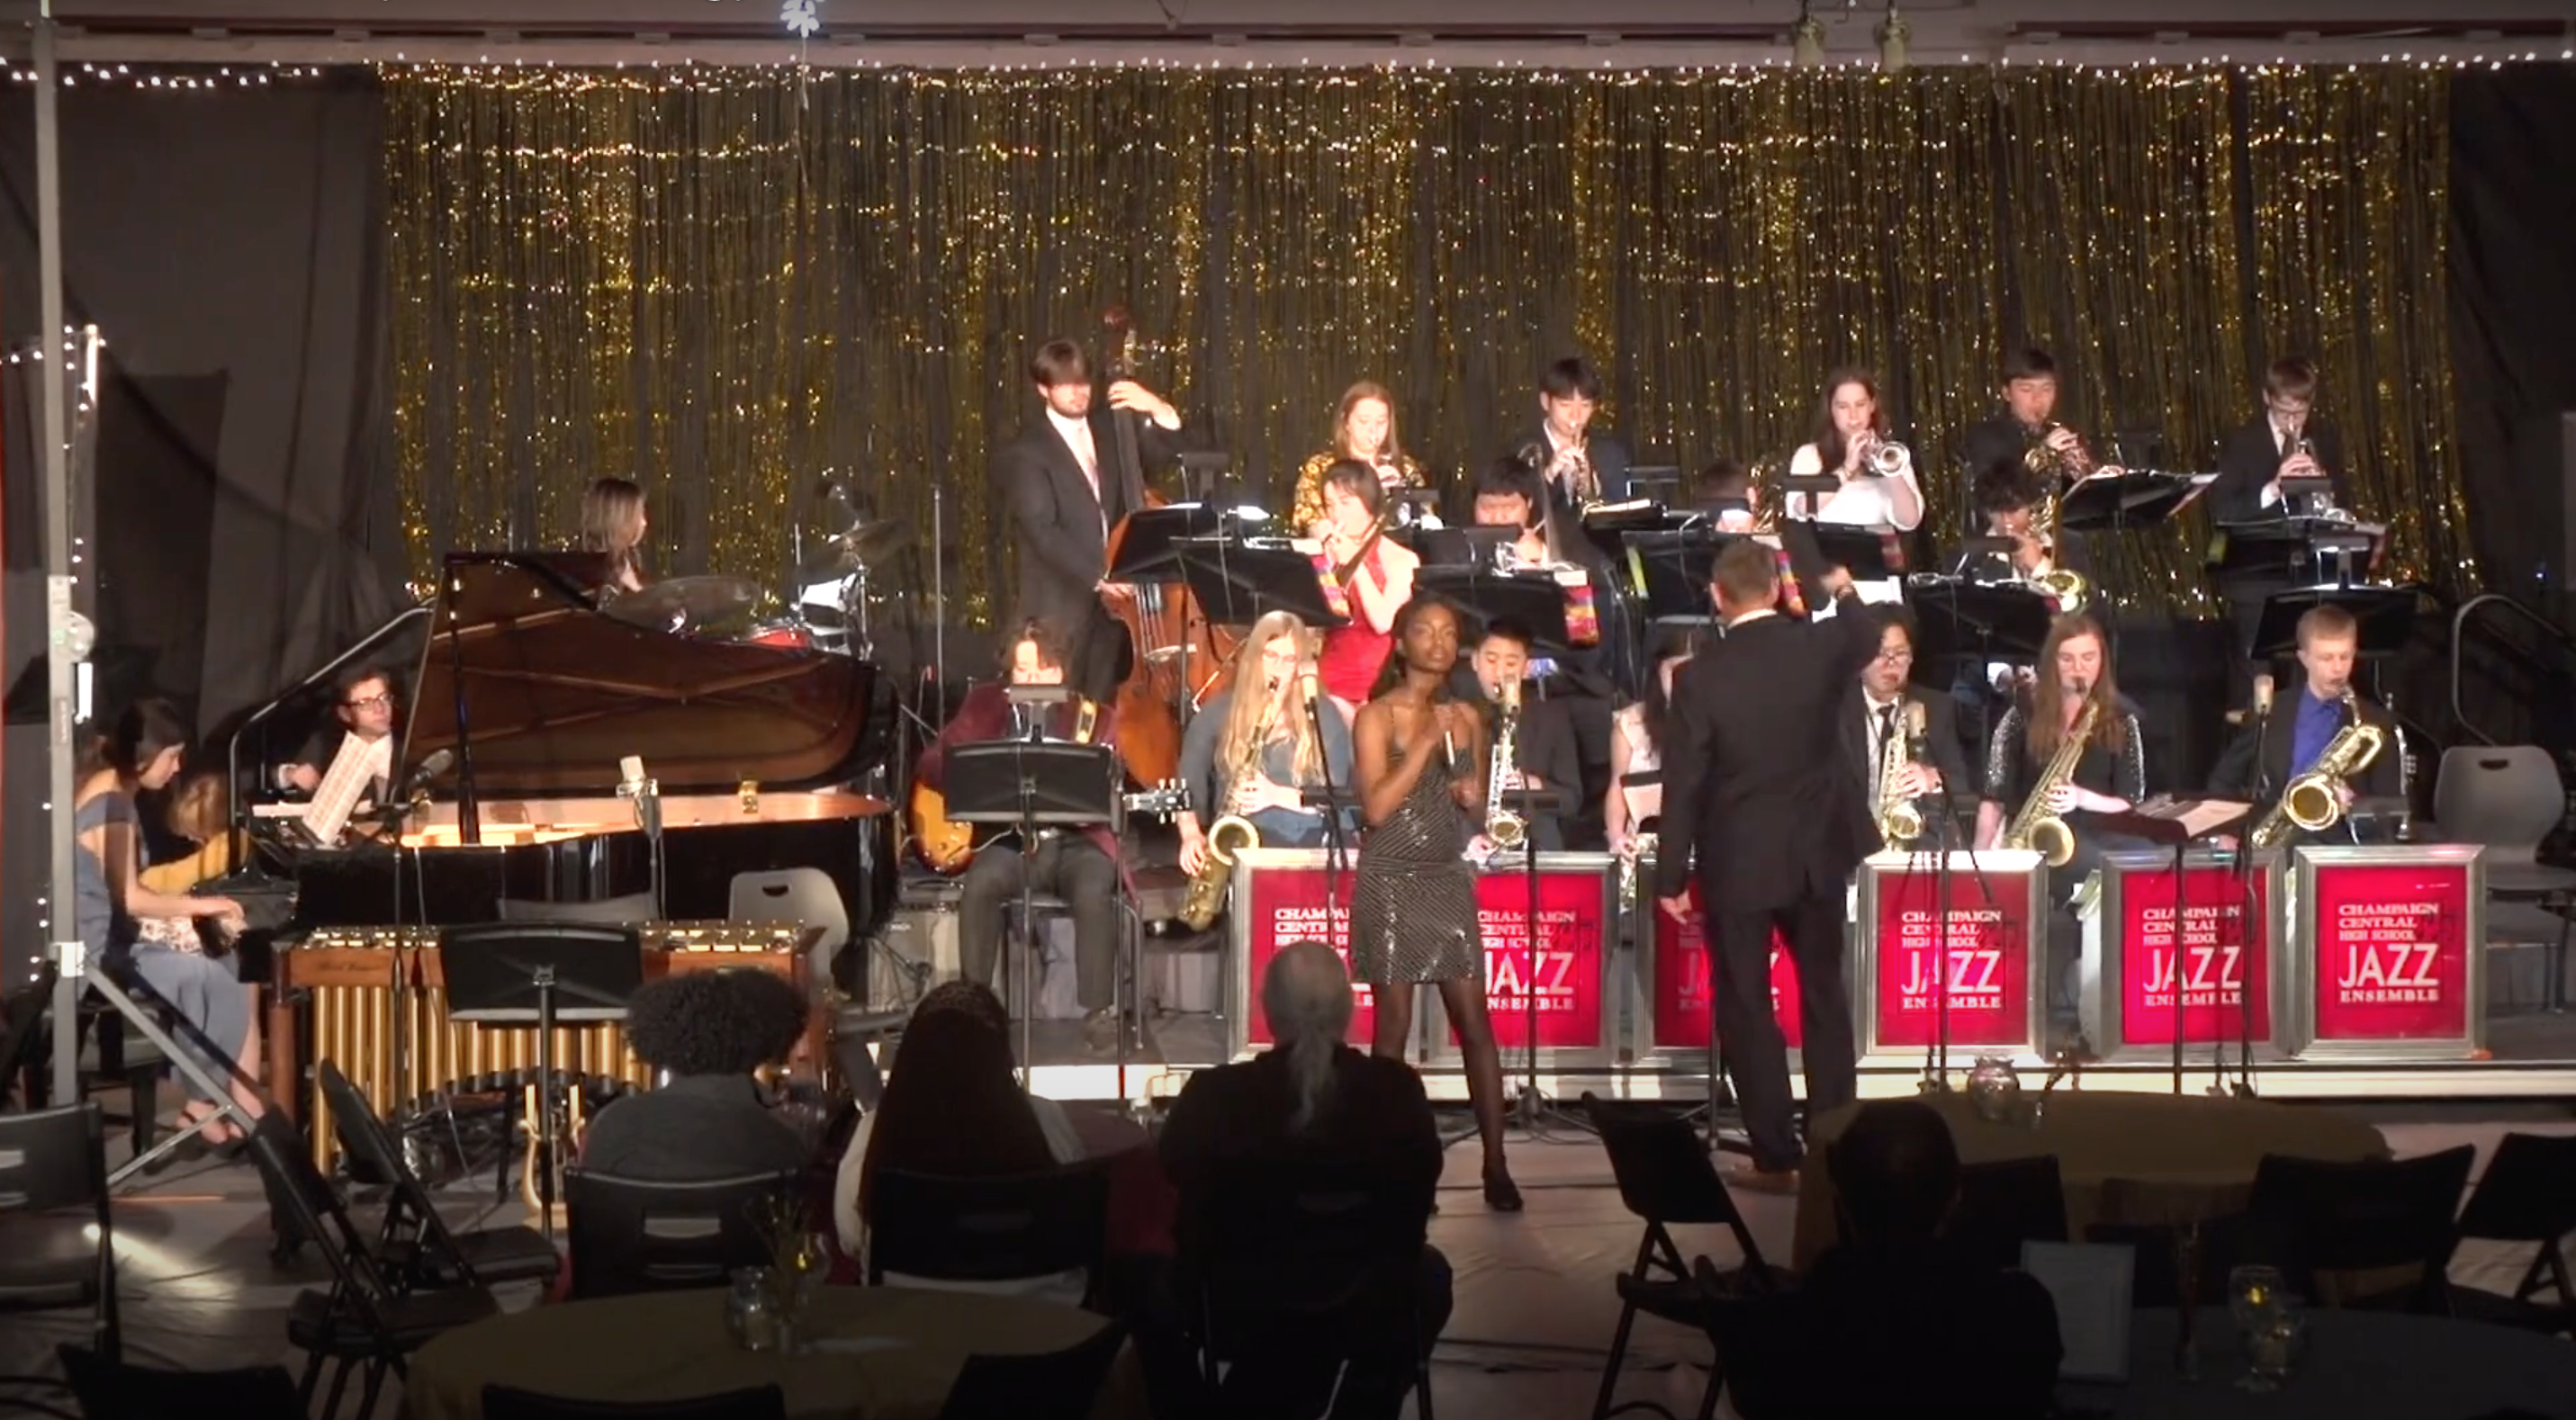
2053 470 2214 536
1414 566 1580 658
1109 504 1226 724
2250 583 2419 663
1406 526 1518 569
1625 527 1745 632
1170 537 1349 632
442 922 646 1239
943 740 1125 1083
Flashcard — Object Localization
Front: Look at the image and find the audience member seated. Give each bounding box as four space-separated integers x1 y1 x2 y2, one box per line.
832 981 1085 1298
579 972 809 1182
1725 1100 2062 1420
1157 941 1451 1420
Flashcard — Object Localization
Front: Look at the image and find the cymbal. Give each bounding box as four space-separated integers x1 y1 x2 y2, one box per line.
799 516 914 579
603 575 763 633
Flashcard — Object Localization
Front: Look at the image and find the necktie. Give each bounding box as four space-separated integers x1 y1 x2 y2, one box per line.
1875 702 1897 765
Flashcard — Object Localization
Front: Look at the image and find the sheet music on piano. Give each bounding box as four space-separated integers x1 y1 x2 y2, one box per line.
303 732 392 847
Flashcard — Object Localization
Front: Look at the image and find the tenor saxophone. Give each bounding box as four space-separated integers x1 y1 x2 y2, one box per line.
2249 690 2386 849
2002 698 2102 868
1179 703 1273 931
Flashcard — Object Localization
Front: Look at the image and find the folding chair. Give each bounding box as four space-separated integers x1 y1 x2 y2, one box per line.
934 1318 1130 1420
1946 1155 2070 1271
2448 1132 2576 1333
563 1168 799 1299
865 1163 1110 1299
2248 1146 2475 1313
316 1061 560 1290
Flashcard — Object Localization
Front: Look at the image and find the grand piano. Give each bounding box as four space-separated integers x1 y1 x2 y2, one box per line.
283 553 893 958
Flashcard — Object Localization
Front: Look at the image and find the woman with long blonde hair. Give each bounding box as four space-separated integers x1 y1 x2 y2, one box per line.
581 476 651 593
1289 381 1431 536
1175 611 1356 876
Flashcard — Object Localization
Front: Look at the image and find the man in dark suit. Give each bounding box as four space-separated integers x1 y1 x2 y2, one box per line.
2210 356 2354 670
1843 610 1975 852
1959 346 2096 506
1654 541 1885 1191
994 337 1193 704
2208 602 2400 843
1509 356 1635 512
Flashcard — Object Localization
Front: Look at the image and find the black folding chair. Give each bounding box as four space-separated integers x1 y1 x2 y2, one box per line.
2248 1146 2475 1314
2448 1132 2576 1333
1581 1094 1784 1420
1190 1157 1439 1420
316 1060 560 1291
57 1344 302 1420
563 1168 799 1299
0 1101 115 1419
0 962 59 1110
482 1382 789 1420
934 1318 1130 1420
244 1110 498 1419
1945 1155 2071 1272
865 1164 1110 1299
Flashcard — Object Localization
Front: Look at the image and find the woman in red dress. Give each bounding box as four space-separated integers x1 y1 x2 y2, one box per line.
1310 460 1419 722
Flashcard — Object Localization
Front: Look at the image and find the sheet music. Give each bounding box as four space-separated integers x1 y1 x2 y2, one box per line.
2131 795 2251 840
303 732 391 847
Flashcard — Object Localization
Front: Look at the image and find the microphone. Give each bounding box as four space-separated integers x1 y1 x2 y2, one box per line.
1300 670 1321 706
398 747 455 796
2253 673 2275 718
1501 677 1524 714
617 755 653 800
1905 699 1926 741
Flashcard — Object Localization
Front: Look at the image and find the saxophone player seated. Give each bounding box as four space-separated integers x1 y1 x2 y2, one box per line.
1973 613 2148 892
1845 613 1973 851
2207 603 2399 847
1450 616 1586 853
1176 613 1356 881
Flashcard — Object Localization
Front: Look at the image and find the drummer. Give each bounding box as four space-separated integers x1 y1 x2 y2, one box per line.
582 477 651 594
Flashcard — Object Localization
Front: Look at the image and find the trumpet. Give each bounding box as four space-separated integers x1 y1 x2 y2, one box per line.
2024 421 2095 481
1861 436 1910 477
2028 564 2089 615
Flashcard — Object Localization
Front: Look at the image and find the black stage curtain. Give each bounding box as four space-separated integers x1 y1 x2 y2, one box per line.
0 76 402 976
2448 67 2576 753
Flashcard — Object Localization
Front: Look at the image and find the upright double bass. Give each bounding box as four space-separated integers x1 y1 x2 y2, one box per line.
1095 307 1222 786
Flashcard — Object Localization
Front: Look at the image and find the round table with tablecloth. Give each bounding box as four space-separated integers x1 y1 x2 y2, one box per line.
401 1285 1148 1420
2063 1307 2576 1419
1791 1091 2389 1270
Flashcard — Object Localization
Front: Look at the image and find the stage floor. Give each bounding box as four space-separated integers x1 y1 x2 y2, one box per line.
1010 1003 2576 1105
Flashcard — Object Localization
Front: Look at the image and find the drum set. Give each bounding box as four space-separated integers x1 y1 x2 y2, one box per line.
600 509 911 659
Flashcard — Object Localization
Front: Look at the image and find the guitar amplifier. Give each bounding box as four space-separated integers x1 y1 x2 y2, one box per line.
872 901 959 1008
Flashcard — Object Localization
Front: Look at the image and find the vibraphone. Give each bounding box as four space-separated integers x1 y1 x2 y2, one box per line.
271 921 819 1173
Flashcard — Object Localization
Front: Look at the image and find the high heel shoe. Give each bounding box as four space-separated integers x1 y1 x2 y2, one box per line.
1482 1164 1524 1213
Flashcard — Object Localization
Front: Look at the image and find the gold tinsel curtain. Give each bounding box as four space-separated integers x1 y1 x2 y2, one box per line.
385 64 2470 624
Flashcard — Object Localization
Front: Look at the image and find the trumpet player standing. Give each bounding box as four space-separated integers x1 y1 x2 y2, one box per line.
2206 604 2399 847
1784 366 1926 533
1175 613 1354 884
1513 355 1634 512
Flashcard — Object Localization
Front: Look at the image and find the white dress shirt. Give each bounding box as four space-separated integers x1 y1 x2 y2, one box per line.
1048 407 1107 535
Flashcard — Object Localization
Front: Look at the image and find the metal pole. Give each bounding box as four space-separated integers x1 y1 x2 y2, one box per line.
36 13 84 1107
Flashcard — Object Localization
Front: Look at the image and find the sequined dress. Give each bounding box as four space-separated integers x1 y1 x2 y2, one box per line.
1350 735 1482 985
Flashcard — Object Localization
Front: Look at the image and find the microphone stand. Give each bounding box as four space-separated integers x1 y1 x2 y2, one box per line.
2231 691 2274 1098
1304 681 1351 923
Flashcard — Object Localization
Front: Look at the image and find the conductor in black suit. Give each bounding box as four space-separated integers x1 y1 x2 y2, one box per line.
995 337 1193 704
1654 541 1886 1191
1842 611 1975 852
2209 356 2352 665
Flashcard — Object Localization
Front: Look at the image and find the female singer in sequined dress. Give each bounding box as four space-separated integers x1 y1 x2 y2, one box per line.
1349 597 1522 1210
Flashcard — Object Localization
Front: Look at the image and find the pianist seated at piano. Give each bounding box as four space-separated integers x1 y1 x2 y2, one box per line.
1177 611 1356 876
578 971 811 1182
916 619 1129 1054
581 474 652 595
75 699 266 1148
281 663 400 804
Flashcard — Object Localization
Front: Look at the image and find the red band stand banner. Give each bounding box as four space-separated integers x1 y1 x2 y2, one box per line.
2287 845 2486 1061
1854 850 2047 1067
1633 854 1809 1065
1228 848 1618 1071
2076 849 2287 1065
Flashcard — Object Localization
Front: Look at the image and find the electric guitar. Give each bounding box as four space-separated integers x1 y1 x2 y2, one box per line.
909 782 1186 874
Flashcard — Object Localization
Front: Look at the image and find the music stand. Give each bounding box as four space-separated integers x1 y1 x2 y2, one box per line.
1415 566 1578 657
944 740 1123 1083
1626 528 1741 626
1626 465 1683 503
1176 451 1233 505
1808 524 1908 585
1105 504 1222 585
2054 471 2214 535
2088 800 2252 1096
1170 537 1349 631
1407 526 1518 568
442 922 646 1237
2250 584 2418 662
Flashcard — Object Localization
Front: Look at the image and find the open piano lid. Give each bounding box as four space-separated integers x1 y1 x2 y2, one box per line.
401 553 875 796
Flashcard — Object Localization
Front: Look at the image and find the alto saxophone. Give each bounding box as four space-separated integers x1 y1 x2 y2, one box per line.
1876 701 1926 846
2249 690 2386 849
1178 703 1274 931
2002 698 2102 868
1486 689 1528 853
